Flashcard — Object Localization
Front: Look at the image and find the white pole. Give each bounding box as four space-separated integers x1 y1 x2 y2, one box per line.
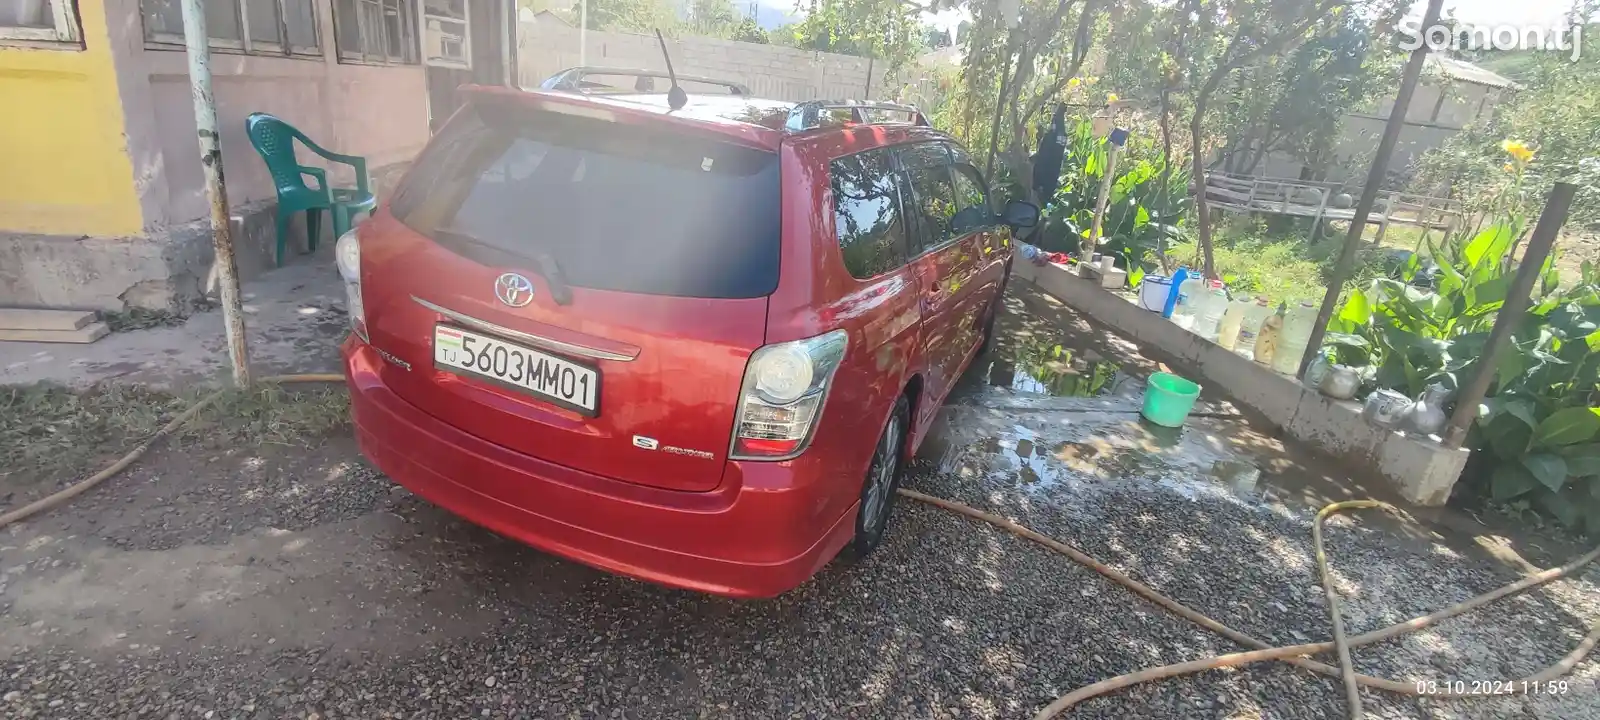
579 0 588 67
180 0 251 386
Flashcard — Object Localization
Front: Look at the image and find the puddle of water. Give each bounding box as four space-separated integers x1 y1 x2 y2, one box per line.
981 337 1142 399
925 408 1287 511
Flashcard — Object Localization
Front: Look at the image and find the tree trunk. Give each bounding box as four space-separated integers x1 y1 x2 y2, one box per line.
1156 86 1176 273
1190 101 1216 279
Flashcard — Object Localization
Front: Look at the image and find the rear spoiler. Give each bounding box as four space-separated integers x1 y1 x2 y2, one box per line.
540 67 751 97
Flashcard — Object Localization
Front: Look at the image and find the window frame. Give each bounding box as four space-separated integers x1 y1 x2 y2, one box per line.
828 147 913 281
334 0 420 66
1 0 81 45
949 162 1000 234
141 0 323 58
420 0 470 69
896 141 962 258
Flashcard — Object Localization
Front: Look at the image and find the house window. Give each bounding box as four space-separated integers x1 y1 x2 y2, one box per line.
421 0 468 69
0 0 81 44
141 0 321 56
334 0 418 65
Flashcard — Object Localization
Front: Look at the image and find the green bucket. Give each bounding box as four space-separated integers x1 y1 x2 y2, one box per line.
1141 372 1202 428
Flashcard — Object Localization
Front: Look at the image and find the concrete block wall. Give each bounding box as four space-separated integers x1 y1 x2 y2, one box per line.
516 22 887 103
1015 260 1472 506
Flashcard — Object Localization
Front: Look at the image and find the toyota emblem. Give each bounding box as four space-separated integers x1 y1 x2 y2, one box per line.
494 272 536 308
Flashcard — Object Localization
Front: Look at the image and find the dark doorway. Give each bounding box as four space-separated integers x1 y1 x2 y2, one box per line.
423 0 513 132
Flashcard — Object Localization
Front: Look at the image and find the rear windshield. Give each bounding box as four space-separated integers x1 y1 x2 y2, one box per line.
390 100 781 299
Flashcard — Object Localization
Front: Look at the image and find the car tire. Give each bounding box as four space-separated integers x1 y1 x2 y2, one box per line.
979 292 1003 354
845 394 909 560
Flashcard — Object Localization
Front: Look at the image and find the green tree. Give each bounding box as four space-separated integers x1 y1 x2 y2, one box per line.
689 0 738 36
730 17 770 43
950 0 1104 204
573 0 679 32
791 0 923 66
1418 19 1600 231
1181 0 1392 279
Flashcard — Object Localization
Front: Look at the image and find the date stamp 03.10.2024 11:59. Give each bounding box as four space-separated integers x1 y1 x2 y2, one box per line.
1415 679 1587 697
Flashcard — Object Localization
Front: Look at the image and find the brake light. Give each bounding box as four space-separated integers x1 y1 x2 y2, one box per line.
730 330 848 460
335 229 367 342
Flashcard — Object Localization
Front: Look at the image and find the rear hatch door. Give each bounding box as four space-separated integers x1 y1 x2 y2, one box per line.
361 93 781 492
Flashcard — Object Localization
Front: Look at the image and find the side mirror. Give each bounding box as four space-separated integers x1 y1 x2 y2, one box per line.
1001 200 1040 231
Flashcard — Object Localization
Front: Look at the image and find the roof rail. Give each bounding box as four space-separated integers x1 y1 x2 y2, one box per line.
539 67 750 96
784 100 929 133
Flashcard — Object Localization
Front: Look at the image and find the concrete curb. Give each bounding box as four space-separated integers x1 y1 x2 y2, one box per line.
1013 260 1469 506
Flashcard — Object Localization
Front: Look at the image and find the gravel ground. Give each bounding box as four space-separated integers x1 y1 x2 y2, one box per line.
2 286 1597 719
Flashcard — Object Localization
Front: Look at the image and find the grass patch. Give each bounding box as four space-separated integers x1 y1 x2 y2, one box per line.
0 382 350 504
1168 237 1326 304
1168 218 1396 304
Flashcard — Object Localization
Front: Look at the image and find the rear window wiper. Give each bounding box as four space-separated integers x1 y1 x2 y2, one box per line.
433 227 573 306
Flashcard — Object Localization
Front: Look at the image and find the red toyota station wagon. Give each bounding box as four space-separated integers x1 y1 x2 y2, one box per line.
337 72 1039 597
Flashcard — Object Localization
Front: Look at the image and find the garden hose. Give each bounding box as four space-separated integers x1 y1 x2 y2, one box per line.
896 489 1600 719
3 377 1596 720
0 374 345 529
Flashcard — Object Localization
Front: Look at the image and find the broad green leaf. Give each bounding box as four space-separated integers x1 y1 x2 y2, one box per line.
1534 407 1600 447
1323 332 1370 349
1338 289 1372 328
1559 443 1600 477
1588 329 1600 352
1491 462 1540 500
1127 265 1144 290
1537 489 1581 528
1522 453 1570 492
1541 251 1564 297
1466 274 1512 314
1462 223 1515 270
1487 410 1535 459
1434 252 1466 296
1503 398 1541 429
1496 344 1529 390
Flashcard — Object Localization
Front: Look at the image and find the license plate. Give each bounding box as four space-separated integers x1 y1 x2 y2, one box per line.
433 325 600 416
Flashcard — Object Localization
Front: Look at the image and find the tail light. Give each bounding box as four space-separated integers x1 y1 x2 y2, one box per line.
730 330 848 460
335 229 367 342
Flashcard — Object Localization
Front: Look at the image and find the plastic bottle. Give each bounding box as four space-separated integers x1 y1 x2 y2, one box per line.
1272 301 1321 375
1171 274 1207 330
1217 294 1253 350
1233 297 1273 360
1191 282 1229 341
1254 302 1287 367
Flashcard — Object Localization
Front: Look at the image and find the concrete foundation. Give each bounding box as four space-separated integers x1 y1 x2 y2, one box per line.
0 163 406 313
1013 259 1472 506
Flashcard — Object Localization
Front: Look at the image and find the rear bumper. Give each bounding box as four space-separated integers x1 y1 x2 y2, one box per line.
342 339 856 598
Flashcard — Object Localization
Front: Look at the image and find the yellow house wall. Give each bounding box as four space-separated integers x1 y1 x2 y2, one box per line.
0 0 142 238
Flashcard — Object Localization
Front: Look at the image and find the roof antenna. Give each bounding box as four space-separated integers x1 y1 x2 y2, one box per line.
654 29 688 111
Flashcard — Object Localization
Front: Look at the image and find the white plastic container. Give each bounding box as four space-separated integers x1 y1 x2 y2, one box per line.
1233 298 1273 360
1139 276 1174 312
1272 301 1321 375
1171 275 1206 327
1216 294 1253 350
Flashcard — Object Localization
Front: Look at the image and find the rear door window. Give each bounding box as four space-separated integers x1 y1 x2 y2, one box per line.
898 142 959 254
831 148 909 279
950 164 995 235
390 102 782 299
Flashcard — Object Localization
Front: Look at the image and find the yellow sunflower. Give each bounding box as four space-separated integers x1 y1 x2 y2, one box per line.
1500 139 1535 165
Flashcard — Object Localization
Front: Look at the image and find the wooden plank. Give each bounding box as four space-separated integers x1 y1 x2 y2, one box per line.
0 322 110 344
0 308 97 331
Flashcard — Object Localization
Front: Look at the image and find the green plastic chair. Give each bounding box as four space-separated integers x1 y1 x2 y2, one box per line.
245 112 377 266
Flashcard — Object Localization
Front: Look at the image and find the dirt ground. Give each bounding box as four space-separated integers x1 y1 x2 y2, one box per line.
1 283 1597 719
